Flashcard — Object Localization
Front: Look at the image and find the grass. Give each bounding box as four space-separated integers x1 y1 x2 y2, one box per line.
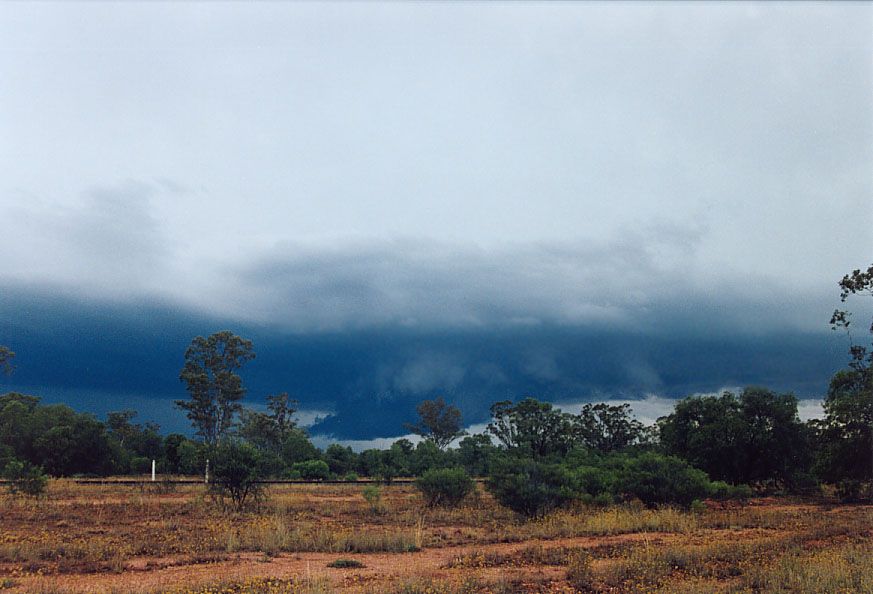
2 481 872 593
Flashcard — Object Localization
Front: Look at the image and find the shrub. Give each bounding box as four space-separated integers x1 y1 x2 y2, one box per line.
343 471 359 482
2 459 48 497
292 459 330 481
486 458 576 518
835 479 871 503
131 456 151 474
617 452 712 507
362 485 383 514
709 480 753 500
416 467 475 507
210 441 268 511
327 558 365 568
565 551 594 591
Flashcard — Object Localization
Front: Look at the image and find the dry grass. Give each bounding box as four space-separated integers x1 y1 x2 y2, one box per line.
1 481 871 593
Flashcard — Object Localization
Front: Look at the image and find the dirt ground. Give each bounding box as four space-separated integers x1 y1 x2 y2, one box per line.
1 481 871 593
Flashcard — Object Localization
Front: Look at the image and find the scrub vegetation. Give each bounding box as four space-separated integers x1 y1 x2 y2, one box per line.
0 263 870 592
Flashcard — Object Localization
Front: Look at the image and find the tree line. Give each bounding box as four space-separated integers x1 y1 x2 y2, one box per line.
1 262 871 509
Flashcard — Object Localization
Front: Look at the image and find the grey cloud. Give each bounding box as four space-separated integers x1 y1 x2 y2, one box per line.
2 180 175 298
212 227 830 335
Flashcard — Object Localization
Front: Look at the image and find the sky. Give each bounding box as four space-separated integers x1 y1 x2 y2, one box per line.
1 2 871 443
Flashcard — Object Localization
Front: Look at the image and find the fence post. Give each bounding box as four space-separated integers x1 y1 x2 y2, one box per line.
151 459 156 482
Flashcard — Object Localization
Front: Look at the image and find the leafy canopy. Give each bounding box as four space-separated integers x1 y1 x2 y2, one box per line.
177 331 255 446
404 397 466 450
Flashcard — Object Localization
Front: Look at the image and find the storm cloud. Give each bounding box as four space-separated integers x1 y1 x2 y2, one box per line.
0 3 870 439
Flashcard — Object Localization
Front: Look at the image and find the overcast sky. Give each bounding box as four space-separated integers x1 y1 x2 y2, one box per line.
1 2 870 439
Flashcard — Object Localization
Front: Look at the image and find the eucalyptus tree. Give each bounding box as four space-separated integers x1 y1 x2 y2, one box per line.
177 331 255 446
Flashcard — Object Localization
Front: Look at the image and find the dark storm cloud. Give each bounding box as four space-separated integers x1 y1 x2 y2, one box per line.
0 284 848 440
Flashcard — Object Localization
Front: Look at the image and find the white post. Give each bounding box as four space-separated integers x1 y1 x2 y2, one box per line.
151 459 156 482
205 458 209 484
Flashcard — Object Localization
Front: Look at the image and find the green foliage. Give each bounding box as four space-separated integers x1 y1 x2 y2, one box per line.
615 452 712 507
176 439 207 475
0 393 118 476
362 485 382 513
457 434 498 476
176 331 255 446
239 393 298 454
325 444 358 475
835 479 872 503
327 558 365 568
486 448 738 516
709 481 753 500
0 345 14 376
576 403 646 453
824 260 873 495
343 471 359 482
813 369 873 487
210 440 268 510
408 440 447 476
658 388 811 488
486 457 576 518
415 467 474 507
404 397 466 450
281 428 320 466
356 448 385 478
106 409 163 473
2 459 47 497
292 459 330 480
488 398 576 459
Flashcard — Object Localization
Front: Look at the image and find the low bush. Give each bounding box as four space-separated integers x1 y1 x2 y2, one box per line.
292 459 330 481
210 441 268 511
416 467 474 507
2 459 48 497
486 458 576 518
362 485 383 514
616 453 713 507
709 480 753 500
327 558 365 568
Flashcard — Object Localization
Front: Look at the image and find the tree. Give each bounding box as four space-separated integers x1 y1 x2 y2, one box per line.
457 434 498 476
177 331 255 446
0 345 14 375
487 398 576 459
658 388 810 487
828 261 873 493
813 369 873 492
404 397 466 450
239 393 298 453
575 403 646 453
831 262 873 372
325 443 358 476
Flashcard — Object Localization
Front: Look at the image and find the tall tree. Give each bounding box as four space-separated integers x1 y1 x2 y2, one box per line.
658 388 810 486
404 397 466 450
0 345 14 375
488 397 576 459
825 261 873 491
177 331 255 447
575 403 646 453
239 393 298 453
